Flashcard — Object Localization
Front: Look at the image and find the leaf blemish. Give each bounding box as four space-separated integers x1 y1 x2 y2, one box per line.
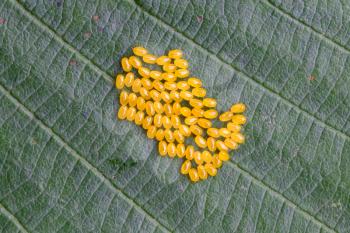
196 16 203 23
0 17 6 25
92 15 100 22
308 75 316 81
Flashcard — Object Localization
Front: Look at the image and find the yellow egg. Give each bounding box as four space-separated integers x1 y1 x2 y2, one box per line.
134 111 144 125
191 108 204 117
163 103 173 116
203 98 217 108
203 109 218 119
138 67 150 78
141 78 152 90
145 101 155 116
131 78 142 93
150 70 162 80
170 90 181 102
115 74 125 89
219 111 233 122
194 151 203 165
164 82 178 91
174 130 185 143
231 114 247 125
197 165 208 180
177 81 190 91
218 151 229 161
124 72 134 87
167 143 176 157
158 141 167 156
176 144 186 158
172 102 182 115
180 107 192 117
128 93 137 107
153 114 162 127
231 133 245 144
154 101 164 114
230 103 246 113
190 124 203 136
143 54 157 64
201 151 212 163
142 116 153 129
192 87 206 97
189 168 199 182
224 138 238 150
205 163 217 176
163 63 177 73
175 69 189 78
121 57 132 72
189 98 203 108
212 155 222 168
168 49 183 59
207 128 220 138
216 140 228 151
136 97 146 111
150 90 161 101
179 124 191 137
174 58 188 69
140 88 150 100
117 106 128 120
197 118 212 128
195 135 207 148
181 160 191 174
119 91 129 106
171 115 181 129
147 125 157 139
219 128 231 137
227 123 241 132
206 137 216 152
156 56 171 66
187 77 202 87
155 129 164 141
185 145 195 160
162 115 172 129
180 90 193 100
164 129 174 142
162 73 176 82
126 107 136 121
133 47 148 56
129 56 142 69
184 116 198 125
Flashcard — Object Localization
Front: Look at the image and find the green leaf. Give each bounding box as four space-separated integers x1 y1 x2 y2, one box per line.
0 0 349 232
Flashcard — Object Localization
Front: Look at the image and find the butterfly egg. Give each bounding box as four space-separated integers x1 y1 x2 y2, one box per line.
160 91 171 103
205 163 217 176
180 90 193 101
142 116 153 129
115 74 125 89
197 165 208 180
150 90 161 102
147 125 157 139
195 135 207 148
177 81 190 91
132 78 142 93
201 151 212 163
218 151 230 161
179 124 191 137
189 168 199 182
194 151 204 165
176 144 186 158
207 128 220 138
219 128 231 137
167 143 176 157
171 115 181 129
138 67 151 78
219 111 233 122
156 129 164 141
174 58 188 69
121 57 132 72
203 109 218 119
158 141 167 156
117 106 128 120
126 107 136 121
136 97 146 111
232 114 247 125
224 138 238 150
140 87 150 100
227 122 241 132
156 56 171 66
128 93 137 107
197 118 212 128
189 98 203 109
181 160 192 174
129 56 142 69
180 107 192 117
174 130 185 143
150 70 162 80
163 63 177 73
152 80 165 92
192 87 206 97
119 91 129 106
141 78 152 90
175 69 189 78
207 137 216 152
163 103 173 116
172 102 182 115
185 145 195 160
212 155 222 168
145 101 155 116
132 46 148 56
164 81 178 91
143 54 157 64
154 101 164 114
164 129 175 143
192 108 204 117
170 90 181 102
162 115 172 129
124 72 134 87
216 140 228 151
190 124 203 136
162 72 177 82
231 132 245 144
231 103 246 113
153 114 163 127
134 111 145 125
188 77 202 88
203 98 217 108
168 49 183 59
185 116 198 125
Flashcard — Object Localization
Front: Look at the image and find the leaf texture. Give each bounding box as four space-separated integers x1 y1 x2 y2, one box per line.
0 0 349 232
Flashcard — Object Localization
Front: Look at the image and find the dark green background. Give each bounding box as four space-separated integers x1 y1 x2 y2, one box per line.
0 0 349 232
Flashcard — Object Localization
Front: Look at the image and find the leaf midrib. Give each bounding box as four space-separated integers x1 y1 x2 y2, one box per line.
5 0 341 232
0 203 29 233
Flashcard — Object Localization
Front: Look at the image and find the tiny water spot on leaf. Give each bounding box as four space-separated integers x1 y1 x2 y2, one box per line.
196 16 203 23
92 15 100 22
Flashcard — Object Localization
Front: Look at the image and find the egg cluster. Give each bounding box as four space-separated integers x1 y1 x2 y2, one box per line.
115 47 247 182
